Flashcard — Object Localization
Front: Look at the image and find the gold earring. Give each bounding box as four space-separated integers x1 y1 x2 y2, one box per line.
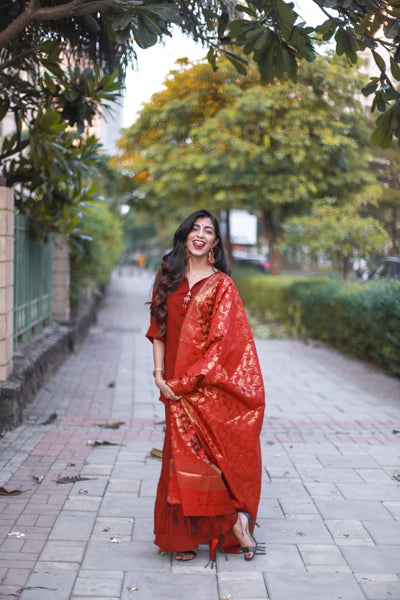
207 248 215 265
185 244 190 260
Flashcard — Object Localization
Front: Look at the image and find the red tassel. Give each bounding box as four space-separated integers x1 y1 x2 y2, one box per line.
209 538 219 562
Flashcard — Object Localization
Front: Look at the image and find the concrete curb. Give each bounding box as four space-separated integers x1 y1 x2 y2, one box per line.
0 296 101 431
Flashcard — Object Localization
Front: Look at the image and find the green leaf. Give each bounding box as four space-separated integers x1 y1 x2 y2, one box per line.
383 17 400 38
390 56 400 80
218 11 230 38
229 19 259 39
316 19 337 41
110 8 135 31
370 107 396 147
335 28 348 56
254 30 271 52
132 22 158 49
274 0 297 41
141 12 164 36
222 50 248 75
236 4 258 17
43 71 57 94
0 97 10 121
141 4 182 24
290 27 316 62
361 81 378 96
372 50 386 72
44 62 65 79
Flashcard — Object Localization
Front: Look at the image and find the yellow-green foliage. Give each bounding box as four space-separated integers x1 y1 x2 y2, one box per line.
71 201 124 306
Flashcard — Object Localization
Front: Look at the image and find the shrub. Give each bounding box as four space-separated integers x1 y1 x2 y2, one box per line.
233 267 307 323
70 201 124 308
234 269 400 377
288 279 400 376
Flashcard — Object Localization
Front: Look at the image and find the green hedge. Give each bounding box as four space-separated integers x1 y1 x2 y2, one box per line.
233 268 307 323
234 269 400 378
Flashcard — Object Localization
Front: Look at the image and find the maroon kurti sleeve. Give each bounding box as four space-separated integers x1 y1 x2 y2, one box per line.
145 314 165 344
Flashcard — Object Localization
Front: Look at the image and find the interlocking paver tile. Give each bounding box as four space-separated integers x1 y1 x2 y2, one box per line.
1 270 400 599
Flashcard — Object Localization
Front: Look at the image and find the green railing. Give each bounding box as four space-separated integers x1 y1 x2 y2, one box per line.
13 213 53 346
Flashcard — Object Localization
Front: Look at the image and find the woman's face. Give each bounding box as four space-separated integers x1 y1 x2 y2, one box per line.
186 217 218 259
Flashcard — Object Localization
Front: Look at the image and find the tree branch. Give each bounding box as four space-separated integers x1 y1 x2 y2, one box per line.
0 43 43 72
0 139 30 163
0 0 144 51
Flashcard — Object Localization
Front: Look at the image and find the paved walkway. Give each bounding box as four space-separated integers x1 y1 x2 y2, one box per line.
1 270 400 600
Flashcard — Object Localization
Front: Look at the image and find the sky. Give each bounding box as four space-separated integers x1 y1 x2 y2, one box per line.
122 1 326 128
123 33 206 127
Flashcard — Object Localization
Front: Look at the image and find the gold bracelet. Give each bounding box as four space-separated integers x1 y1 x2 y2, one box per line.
153 368 164 377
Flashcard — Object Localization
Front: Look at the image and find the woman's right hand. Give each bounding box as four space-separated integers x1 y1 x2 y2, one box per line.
155 373 182 401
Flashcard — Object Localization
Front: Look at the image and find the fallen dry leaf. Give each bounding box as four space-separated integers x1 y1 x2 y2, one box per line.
109 535 120 543
0 487 30 496
79 488 88 494
87 440 121 447
96 421 125 429
40 412 57 425
392 429 400 435
393 474 400 482
127 587 139 592
107 381 115 388
150 448 163 458
56 475 95 484
33 475 44 483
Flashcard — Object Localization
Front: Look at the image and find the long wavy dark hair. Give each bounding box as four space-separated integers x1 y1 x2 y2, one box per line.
151 209 231 337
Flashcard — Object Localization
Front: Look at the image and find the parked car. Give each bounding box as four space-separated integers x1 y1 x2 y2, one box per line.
366 256 400 281
233 251 271 273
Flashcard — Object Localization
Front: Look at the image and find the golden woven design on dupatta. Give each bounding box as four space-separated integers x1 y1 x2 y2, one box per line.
167 272 265 521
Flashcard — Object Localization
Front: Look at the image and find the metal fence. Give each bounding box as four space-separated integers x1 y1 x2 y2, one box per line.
13 213 53 346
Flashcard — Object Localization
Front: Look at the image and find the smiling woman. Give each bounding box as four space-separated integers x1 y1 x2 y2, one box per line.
146 209 266 566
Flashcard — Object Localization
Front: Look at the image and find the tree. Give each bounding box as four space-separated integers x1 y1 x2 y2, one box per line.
283 204 389 279
116 55 381 273
3 0 400 154
1 55 122 236
368 148 400 254
0 1 184 234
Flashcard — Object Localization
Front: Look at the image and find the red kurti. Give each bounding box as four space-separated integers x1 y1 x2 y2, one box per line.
146 272 265 559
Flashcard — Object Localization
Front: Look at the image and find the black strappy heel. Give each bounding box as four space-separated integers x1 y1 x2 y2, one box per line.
236 510 266 561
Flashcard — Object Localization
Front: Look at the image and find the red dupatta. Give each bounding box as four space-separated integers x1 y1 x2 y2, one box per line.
166 272 265 524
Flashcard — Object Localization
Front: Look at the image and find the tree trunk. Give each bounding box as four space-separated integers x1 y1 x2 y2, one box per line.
261 209 283 275
390 204 398 255
342 258 349 280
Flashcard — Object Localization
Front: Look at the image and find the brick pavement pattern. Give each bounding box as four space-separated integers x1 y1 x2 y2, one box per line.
1 270 400 600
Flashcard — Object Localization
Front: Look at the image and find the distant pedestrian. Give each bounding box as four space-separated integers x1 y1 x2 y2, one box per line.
146 209 265 565
137 252 146 269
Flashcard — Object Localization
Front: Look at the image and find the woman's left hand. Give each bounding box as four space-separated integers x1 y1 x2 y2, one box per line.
163 382 182 401
155 373 182 401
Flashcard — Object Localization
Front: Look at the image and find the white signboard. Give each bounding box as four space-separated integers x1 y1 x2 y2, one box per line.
229 210 258 245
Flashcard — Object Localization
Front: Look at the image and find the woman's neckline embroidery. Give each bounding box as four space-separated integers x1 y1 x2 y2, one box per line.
180 272 218 314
